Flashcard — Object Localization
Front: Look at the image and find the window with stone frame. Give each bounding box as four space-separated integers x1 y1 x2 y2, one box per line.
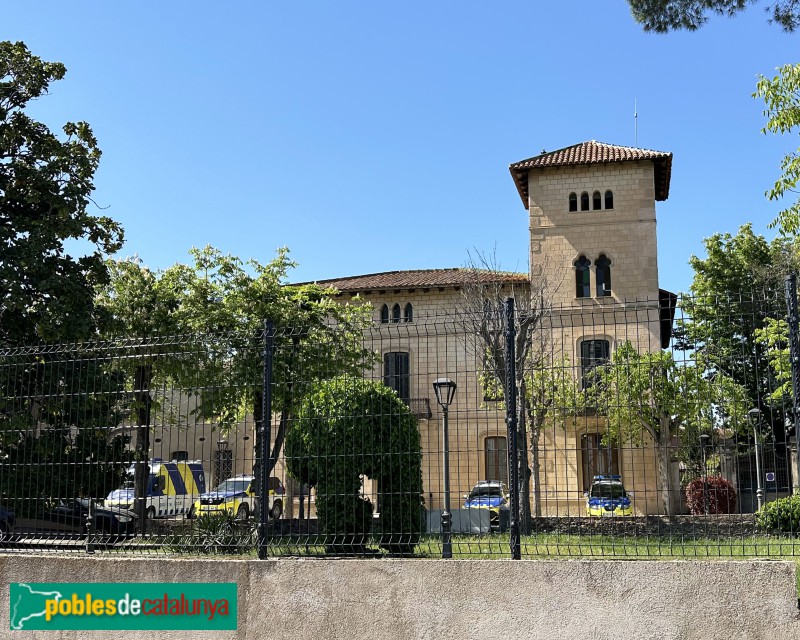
569 192 578 212
580 339 610 389
595 255 612 297
485 436 508 483
575 256 591 298
383 351 410 401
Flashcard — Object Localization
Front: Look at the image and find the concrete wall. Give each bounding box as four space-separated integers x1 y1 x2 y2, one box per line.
2 555 799 639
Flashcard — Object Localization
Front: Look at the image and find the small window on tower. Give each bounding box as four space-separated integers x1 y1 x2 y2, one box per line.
580 192 590 211
593 191 602 210
569 193 578 212
605 190 614 210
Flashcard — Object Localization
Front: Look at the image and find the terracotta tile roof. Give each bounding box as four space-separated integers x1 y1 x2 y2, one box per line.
509 141 673 207
299 268 529 293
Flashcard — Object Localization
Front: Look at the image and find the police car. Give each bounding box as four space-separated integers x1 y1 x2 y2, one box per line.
585 475 633 517
193 475 284 520
463 481 510 531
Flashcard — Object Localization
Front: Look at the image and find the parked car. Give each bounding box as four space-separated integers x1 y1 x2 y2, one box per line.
16 499 137 541
0 507 15 543
463 481 510 531
193 475 285 520
585 475 633 517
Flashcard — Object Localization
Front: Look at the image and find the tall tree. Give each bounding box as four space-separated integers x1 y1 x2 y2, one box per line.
755 64 800 236
587 342 749 514
98 247 376 489
678 224 800 438
0 41 123 345
457 251 568 527
627 0 800 32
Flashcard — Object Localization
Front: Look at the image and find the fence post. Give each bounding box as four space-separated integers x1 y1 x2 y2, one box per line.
504 297 521 560
785 275 800 494
258 320 275 559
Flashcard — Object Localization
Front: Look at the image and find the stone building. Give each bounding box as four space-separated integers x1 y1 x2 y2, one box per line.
313 141 679 517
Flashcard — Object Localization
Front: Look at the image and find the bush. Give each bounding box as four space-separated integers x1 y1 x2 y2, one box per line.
756 494 800 534
685 476 737 515
286 376 423 555
169 512 254 554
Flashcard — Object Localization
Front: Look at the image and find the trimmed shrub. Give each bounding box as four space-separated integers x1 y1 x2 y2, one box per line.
756 494 800 534
286 376 423 555
685 476 737 515
169 512 254 554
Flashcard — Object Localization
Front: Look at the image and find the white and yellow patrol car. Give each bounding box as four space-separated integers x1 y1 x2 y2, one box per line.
193 475 285 520
106 459 207 519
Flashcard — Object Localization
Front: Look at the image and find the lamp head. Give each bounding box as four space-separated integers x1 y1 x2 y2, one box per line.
432 377 457 409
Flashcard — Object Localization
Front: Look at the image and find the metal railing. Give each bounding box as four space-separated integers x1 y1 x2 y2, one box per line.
1 282 800 559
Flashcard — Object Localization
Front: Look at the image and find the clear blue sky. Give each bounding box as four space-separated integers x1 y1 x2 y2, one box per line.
5 2 798 293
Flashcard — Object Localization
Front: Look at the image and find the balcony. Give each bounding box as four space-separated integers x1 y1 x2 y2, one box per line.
406 397 432 420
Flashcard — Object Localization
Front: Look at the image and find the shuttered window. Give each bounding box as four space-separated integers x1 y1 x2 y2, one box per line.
383 352 410 400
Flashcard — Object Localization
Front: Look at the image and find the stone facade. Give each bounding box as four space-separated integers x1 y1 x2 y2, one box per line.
317 141 677 517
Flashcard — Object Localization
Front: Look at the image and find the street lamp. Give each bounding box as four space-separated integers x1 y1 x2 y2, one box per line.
749 408 764 511
433 377 457 559
699 434 711 515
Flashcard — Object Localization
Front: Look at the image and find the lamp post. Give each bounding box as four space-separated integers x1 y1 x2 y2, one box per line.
433 377 457 559
749 408 764 511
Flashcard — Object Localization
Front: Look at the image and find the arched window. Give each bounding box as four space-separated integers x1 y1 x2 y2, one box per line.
605 190 614 209
404 303 413 322
580 192 589 211
592 191 601 211
575 255 591 298
392 303 401 323
595 255 611 297
380 304 389 324
568 193 577 212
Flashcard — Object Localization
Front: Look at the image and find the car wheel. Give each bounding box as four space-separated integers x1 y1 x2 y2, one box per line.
146 506 156 520
270 500 282 520
236 504 249 520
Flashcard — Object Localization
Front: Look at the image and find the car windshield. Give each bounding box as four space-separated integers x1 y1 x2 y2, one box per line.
468 486 504 499
590 483 626 499
214 479 250 493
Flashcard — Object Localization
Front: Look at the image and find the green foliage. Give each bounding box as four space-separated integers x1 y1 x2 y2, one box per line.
0 354 133 515
587 342 749 447
756 493 800 533
678 224 798 434
286 377 423 555
755 317 792 404
628 0 800 33
170 512 254 554
586 341 749 514
755 64 800 235
0 41 123 345
98 246 377 431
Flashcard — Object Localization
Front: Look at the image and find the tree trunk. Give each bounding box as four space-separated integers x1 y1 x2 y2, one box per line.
530 415 542 519
133 364 152 535
655 428 673 516
516 379 532 534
